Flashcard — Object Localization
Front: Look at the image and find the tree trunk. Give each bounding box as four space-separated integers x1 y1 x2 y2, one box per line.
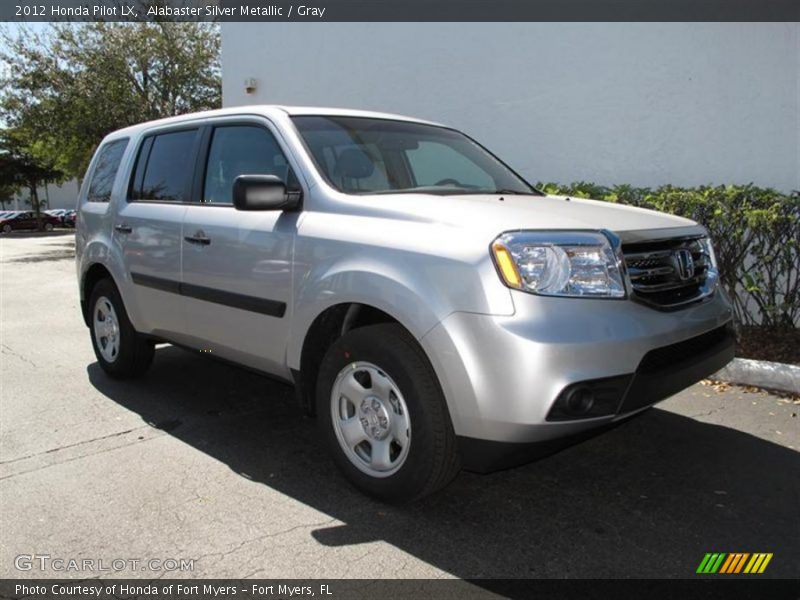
30 182 42 231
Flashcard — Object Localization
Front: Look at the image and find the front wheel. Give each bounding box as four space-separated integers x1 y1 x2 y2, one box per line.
88 278 154 379
43 222 54 232
316 323 460 502
1 224 11 234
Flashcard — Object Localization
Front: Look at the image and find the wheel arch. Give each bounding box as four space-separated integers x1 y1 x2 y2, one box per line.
293 302 420 415
80 263 118 327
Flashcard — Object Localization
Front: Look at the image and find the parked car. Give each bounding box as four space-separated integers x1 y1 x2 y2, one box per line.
1 210 61 233
45 209 69 225
76 106 734 501
62 210 77 228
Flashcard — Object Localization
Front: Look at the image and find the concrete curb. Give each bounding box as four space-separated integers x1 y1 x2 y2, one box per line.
711 358 800 395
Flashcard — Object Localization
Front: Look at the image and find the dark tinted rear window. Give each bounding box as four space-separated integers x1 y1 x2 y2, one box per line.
132 129 198 202
87 139 128 202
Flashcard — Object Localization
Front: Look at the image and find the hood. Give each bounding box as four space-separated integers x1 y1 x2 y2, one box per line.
355 193 698 238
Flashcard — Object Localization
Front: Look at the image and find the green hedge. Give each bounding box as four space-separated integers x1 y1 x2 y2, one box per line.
535 182 800 330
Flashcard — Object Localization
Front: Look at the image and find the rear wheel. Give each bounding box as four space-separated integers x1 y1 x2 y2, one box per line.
316 323 460 502
88 278 154 378
1 224 10 234
43 222 54 232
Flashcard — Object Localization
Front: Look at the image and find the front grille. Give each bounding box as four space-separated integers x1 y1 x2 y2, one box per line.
623 236 712 309
616 324 735 414
636 325 733 374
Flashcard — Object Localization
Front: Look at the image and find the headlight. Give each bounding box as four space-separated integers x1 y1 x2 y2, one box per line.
697 235 720 290
491 231 626 298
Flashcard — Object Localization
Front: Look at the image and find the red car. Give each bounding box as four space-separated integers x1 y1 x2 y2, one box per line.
0 211 61 233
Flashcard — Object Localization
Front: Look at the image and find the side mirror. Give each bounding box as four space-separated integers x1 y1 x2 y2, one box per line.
232 174 301 211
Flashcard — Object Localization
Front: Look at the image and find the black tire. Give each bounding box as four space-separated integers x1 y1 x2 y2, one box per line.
88 278 154 379
316 323 460 502
1 224 10 234
44 222 54 232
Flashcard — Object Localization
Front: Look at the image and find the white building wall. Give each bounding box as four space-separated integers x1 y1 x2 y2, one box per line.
222 23 799 192
9 179 80 211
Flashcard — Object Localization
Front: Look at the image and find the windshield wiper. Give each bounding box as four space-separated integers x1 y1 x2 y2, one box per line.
486 188 541 196
360 187 542 197
363 186 476 196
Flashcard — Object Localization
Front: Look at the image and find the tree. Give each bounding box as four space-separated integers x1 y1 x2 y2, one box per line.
0 19 220 180
0 184 16 210
0 130 63 230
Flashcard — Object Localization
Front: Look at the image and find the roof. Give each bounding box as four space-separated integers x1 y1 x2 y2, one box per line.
279 105 443 126
105 105 444 140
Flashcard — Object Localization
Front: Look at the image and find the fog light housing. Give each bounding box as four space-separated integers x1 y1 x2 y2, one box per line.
564 386 595 415
546 375 632 421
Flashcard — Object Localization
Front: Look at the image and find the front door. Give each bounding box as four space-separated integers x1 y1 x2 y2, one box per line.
15 212 36 230
180 121 302 377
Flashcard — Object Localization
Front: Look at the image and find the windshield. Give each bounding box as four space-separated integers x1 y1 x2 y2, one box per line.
291 116 537 196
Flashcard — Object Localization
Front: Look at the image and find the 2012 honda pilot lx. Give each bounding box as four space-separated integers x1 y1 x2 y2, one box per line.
76 106 735 501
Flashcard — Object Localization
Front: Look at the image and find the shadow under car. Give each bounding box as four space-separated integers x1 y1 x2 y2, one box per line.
86 345 800 581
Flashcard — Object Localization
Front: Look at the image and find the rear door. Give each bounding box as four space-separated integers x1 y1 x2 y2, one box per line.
113 127 201 338
179 119 303 377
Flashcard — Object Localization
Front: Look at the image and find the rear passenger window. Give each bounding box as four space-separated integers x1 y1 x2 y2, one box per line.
87 139 128 202
131 129 198 202
203 125 298 204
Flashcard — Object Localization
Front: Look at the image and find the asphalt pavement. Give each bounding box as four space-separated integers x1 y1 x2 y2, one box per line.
1 232 797 582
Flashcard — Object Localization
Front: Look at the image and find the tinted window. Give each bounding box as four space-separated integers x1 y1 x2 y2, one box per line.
203 126 297 204
133 129 198 202
314 142 392 193
87 139 128 202
406 141 494 189
292 116 535 196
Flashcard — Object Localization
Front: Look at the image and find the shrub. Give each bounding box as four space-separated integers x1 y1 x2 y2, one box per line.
535 182 800 330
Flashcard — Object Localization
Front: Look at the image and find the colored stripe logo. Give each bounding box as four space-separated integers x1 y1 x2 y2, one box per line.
696 553 773 574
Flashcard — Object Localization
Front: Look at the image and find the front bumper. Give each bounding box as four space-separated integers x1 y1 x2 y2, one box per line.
419 288 734 470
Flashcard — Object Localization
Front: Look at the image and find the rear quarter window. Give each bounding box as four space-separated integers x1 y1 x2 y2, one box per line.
130 129 199 202
87 139 129 203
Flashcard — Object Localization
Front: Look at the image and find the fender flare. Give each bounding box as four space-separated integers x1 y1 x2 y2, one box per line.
286 269 446 371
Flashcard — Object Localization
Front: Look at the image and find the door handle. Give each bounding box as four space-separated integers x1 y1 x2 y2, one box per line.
114 224 132 234
184 231 211 246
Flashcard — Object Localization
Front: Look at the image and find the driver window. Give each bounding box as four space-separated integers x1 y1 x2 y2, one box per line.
203 125 297 204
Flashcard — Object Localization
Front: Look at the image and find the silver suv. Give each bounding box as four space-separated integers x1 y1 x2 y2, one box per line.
76 106 735 501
